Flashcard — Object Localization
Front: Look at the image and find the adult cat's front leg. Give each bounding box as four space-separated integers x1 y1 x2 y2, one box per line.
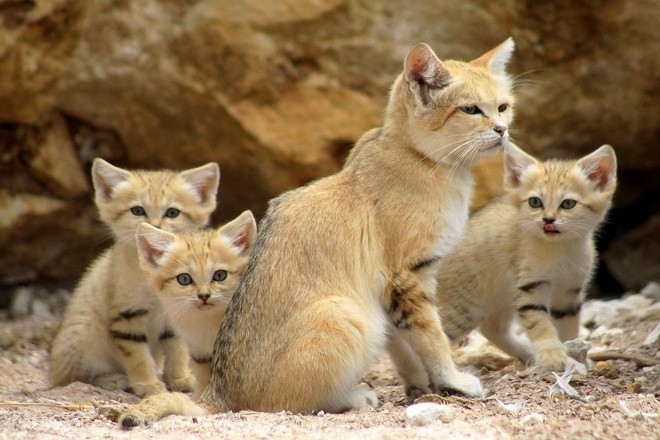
387 270 482 398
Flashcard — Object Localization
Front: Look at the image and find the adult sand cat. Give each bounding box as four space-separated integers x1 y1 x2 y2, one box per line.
134 211 256 397
120 38 517 426
435 144 617 371
50 159 220 397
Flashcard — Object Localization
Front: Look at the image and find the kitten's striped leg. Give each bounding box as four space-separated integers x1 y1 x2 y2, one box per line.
109 308 166 397
479 310 534 365
189 356 212 399
388 271 482 397
159 327 195 393
514 280 567 371
550 287 584 342
387 333 430 401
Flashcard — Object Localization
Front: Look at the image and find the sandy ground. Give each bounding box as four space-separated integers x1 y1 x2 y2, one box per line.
0 287 658 439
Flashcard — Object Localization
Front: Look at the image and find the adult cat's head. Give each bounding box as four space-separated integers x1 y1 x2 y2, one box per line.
390 39 515 168
503 144 617 241
92 159 220 242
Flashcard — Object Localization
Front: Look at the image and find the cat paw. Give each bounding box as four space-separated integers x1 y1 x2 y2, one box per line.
118 409 148 430
131 380 167 397
348 388 379 410
535 346 568 371
166 374 196 393
433 371 483 398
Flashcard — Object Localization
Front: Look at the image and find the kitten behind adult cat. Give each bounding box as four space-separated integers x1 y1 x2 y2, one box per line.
435 144 617 370
50 159 219 396
135 211 256 397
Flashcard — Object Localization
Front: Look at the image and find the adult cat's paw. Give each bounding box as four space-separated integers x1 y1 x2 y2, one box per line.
166 374 196 393
433 371 483 397
131 380 167 397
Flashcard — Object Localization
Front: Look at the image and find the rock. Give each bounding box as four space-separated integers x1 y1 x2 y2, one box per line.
9 287 33 319
521 413 545 425
564 339 590 365
640 282 660 302
642 323 660 347
405 403 453 427
0 0 658 292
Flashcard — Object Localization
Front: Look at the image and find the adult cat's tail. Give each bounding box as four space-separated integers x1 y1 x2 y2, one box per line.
119 392 213 429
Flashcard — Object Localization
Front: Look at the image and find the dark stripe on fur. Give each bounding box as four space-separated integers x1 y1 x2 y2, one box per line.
550 305 582 319
411 256 441 271
159 328 176 340
119 308 149 320
518 280 550 293
192 355 212 364
518 304 549 314
110 330 147 342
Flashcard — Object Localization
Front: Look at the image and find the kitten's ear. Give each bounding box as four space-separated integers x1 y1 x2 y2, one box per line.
404 43 454 106
179 162 220 204
136 222 177 269
576 144 617 191
92 158 131 203
503 143 537 188
218 210 257 257
471 38 515 76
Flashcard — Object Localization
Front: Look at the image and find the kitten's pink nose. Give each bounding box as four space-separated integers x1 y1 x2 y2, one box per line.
493 125 507 136
543 217 555 224
198 293 210 302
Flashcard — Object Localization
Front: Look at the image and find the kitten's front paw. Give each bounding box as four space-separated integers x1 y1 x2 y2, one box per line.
131 380 167 397
166 374 196 393
535 346 568 371
349 388 379 410
433 371 483 397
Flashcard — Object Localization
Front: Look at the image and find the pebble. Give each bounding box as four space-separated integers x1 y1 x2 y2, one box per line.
564 338 590 364
9 287 34 319
642 323 660 347
405 403 453 427
521 413 544 425
640 281 660 302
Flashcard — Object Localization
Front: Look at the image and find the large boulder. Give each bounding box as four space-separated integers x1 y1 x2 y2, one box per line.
0 0 657 292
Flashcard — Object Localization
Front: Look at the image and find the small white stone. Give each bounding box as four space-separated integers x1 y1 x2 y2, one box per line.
405 403 453 427
521 413 544 425
642 323 660 347
640 282 660 302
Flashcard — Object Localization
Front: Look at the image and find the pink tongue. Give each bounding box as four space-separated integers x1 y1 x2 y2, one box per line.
544 224 558 232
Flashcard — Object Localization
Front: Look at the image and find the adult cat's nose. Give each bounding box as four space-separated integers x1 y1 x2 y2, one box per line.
198 293 211 302
543 217 555 224
493 125 507 136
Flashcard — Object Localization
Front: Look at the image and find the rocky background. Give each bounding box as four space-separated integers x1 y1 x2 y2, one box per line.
1 0 658 301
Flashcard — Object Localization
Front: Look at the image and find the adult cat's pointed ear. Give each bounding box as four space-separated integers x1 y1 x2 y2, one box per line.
471 38 515 77
404 43 454 106
136 222 177 269
576 144 617 191
180 162 220 204
503 143 537 188
92 158 131 203
218 210 257 257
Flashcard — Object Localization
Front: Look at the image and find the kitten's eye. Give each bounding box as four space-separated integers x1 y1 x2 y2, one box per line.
498 103 508 112
130 206 146 216
460 106 482 115
528 197 543 209
560 199 577 209
212 270 228 282
164 208 180 219
176 273 193 285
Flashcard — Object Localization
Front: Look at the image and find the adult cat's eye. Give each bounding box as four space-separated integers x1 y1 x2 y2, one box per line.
130 206 146 216
176 273 193 285
528 197 543 209
212 270 228 282
460 105 481 115
164 208 180 218
498 104 508 112
560 199 577 209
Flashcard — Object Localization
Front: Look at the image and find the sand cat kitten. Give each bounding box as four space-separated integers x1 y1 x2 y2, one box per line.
117 39 517 427
134 211 256 397
435 144 617 370
50 159 220 397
